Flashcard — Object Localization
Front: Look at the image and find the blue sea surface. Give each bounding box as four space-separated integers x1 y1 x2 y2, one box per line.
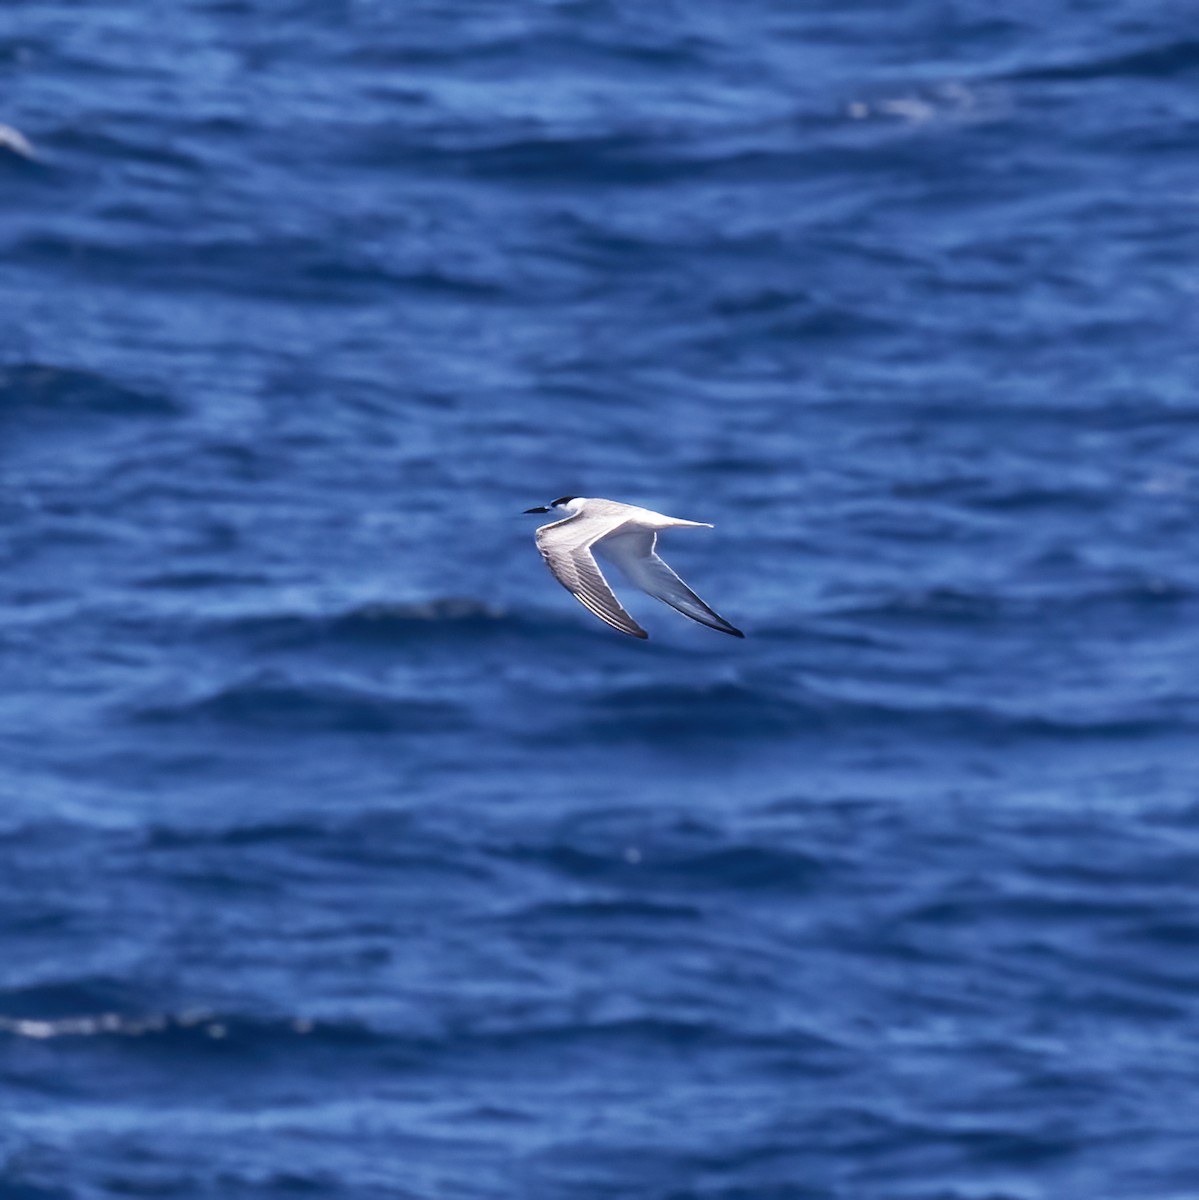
3 2 1199 1196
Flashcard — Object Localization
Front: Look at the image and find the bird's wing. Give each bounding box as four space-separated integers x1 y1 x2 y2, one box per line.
535 515 648 639
595 528 744 638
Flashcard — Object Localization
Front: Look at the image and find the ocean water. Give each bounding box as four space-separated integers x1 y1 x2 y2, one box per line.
3 2 1199 1196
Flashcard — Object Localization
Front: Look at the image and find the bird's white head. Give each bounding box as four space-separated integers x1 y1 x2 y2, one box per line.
523 495 584 516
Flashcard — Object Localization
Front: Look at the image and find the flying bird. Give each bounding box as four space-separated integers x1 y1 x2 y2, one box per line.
523 496 744 639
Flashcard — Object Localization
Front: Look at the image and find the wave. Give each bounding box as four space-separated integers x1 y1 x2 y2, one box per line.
133 570 277 591
824 576 1197 624
0 362 176 418
0 988 838 1059
579 681 823 737
1004 38 1199 83
504 834 828 894
0 1003 384 1051
8 232 507 304
133 672 465 734
221 598 517 647
515 898 705 922
196 597 680 657
569 675 1192 744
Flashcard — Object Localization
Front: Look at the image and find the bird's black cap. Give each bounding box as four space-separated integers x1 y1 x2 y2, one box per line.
524 496 577 514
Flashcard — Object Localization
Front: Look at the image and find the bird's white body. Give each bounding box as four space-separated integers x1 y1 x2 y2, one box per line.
525 496 743 639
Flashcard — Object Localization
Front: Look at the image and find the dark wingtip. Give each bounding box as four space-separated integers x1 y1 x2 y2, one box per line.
722 624 746 638
523 506 549 513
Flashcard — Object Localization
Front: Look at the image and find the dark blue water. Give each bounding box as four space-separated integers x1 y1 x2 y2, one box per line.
4 3 1199 1196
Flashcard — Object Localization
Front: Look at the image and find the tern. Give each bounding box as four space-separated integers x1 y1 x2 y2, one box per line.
523 496 744 640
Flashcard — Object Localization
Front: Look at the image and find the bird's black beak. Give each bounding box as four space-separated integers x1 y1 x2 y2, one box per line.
523 506 549 513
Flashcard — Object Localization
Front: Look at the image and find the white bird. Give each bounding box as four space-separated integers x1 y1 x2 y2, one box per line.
523 496 744 640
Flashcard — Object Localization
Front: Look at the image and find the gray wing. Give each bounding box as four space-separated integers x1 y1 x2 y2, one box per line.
596 528 744 638
535 517 648 639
